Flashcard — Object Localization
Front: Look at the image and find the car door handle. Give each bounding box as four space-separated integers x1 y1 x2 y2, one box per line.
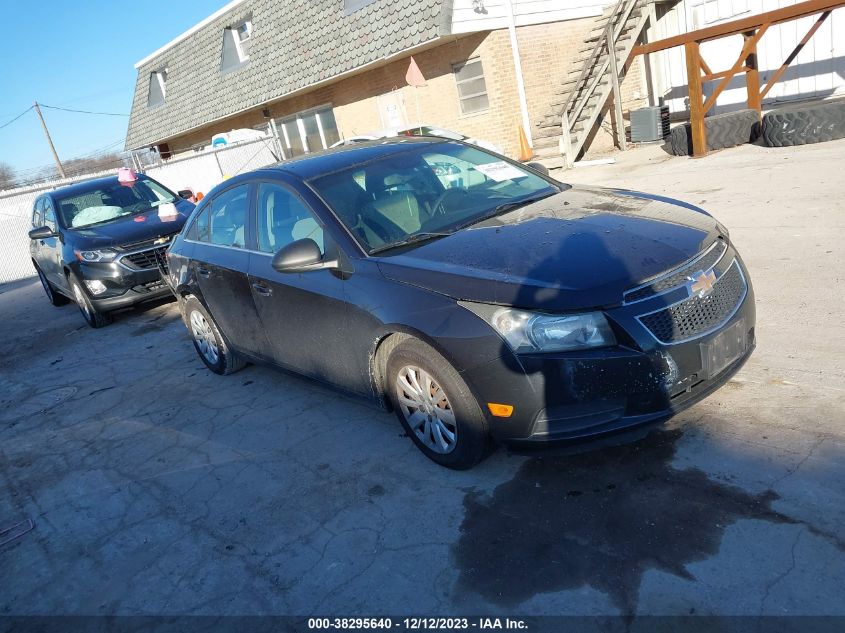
251 282 272 297
196 266 210 277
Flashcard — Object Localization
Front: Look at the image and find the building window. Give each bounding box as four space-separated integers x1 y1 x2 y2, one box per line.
221 19 252 72
275 106 340 158
453 59 489 114
147 69 167 108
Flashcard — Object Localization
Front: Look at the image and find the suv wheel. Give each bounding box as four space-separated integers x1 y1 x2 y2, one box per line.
69 274 112 328
386 338 489 469
36 266 69 307
184 296 246 375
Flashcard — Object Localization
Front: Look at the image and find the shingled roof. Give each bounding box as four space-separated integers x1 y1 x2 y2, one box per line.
125 0 452 150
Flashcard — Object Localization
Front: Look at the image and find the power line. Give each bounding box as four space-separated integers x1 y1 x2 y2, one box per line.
39 103 129 117
0 106 33 131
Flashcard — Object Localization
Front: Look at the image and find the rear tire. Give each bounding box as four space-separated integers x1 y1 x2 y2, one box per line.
69 274 112 328
183 296 246 375
385 338 489 469
35 266 69 306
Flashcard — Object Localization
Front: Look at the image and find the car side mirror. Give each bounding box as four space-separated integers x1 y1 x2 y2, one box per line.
525 161 550 176
271 238 337 273
177 189 194 200
29 225 57 240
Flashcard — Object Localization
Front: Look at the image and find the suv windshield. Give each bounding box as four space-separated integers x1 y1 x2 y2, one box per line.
56 178 178 229
309 142 559 254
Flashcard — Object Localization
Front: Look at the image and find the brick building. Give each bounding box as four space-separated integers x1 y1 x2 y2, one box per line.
125 0 652 162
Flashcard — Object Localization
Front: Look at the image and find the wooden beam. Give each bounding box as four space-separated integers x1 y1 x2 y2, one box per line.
633 0 845 55
701 25 768 115
760 10 832 100
744 31 762 112
703 67 752 81
699 57 714 76
607 29 628 151
685 41 707 157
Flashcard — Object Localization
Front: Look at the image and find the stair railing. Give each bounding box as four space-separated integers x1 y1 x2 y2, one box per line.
560 0 641 164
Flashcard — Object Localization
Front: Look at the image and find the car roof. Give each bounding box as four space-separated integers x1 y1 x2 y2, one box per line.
45 174 155 200
254 136 456 181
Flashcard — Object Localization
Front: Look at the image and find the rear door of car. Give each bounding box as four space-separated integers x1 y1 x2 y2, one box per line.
185 182 270 358
246 179 353 387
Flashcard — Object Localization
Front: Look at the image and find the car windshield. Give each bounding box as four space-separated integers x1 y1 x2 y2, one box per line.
308 142 559 254
56 177 178 229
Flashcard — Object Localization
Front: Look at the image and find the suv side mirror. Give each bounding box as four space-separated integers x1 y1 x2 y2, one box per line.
525 161 550 176
271 238 337 273
29 225 57 240
177 189 194 200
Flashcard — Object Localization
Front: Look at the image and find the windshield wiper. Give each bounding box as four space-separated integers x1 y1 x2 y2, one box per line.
455 191 558 231
368 231 452 255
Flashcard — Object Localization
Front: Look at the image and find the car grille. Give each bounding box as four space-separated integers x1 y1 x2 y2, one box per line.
638 261 747 343
624 239 728 303
121 245 169 274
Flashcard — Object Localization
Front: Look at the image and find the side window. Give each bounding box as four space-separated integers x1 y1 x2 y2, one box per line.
42 199 57 231
204 185 249 248
256 183 324 254
32 198 44 228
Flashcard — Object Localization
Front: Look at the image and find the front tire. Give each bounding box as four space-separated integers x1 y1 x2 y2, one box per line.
183 296 246 375
69 274 112 328
36 266 69 306
386 338 489 469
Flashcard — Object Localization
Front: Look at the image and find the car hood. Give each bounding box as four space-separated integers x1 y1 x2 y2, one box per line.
376 185 722 311
67 199 194 249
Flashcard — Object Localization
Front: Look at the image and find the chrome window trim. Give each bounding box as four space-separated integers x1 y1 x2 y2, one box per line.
182 238 249 253
623 239 728 305
635 259 748 346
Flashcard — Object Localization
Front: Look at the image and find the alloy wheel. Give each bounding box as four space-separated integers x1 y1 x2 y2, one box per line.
190 310 219 365
395 365 457 454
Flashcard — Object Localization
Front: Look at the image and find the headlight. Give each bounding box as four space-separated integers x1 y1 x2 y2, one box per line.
75 249 117 263
459 301 616 353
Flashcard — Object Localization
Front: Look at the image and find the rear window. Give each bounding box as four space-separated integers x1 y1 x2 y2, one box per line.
56 178 177 229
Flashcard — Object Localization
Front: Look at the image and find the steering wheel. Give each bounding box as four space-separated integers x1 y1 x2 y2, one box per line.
431 187 470 216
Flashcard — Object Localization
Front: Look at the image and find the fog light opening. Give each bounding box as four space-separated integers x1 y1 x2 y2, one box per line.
84 279 108 296
487 403 514 418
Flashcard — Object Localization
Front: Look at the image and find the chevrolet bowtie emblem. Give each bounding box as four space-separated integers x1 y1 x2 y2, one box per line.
154 236 170 245
689 270 717 298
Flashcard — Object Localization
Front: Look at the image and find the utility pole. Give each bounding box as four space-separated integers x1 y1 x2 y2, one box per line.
33 102 66 179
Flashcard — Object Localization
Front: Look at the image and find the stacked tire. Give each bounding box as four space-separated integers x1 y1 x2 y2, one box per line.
669 109 762 156
762 98 845 147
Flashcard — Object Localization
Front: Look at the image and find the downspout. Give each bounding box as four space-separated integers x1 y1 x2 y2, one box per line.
503 0 533 146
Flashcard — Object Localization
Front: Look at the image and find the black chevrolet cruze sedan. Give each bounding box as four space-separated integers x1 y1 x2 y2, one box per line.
28 173 194 327
167 137 755 468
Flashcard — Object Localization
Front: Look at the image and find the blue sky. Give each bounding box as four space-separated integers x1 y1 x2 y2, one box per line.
0 0 225 176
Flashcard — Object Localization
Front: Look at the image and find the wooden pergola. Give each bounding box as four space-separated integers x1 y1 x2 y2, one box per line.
632 0 845 157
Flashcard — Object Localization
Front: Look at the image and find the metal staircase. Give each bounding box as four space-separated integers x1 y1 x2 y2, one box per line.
532 0 653 168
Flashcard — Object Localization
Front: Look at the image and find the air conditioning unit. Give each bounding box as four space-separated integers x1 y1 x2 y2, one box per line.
630 105 670 142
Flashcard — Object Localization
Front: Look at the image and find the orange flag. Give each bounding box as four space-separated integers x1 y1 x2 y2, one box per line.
405 57 426 87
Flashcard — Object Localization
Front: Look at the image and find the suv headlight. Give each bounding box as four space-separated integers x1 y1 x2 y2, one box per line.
459 301 616 353
75 249 117 263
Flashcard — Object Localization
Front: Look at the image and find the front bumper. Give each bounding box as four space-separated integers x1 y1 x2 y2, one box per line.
76 261 173 312
461 252 756 447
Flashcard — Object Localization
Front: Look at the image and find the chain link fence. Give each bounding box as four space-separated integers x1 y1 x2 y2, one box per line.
0 137 282 286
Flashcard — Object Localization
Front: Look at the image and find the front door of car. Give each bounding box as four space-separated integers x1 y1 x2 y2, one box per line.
247 181 351 387
188 182 271 358
37 198 64 287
